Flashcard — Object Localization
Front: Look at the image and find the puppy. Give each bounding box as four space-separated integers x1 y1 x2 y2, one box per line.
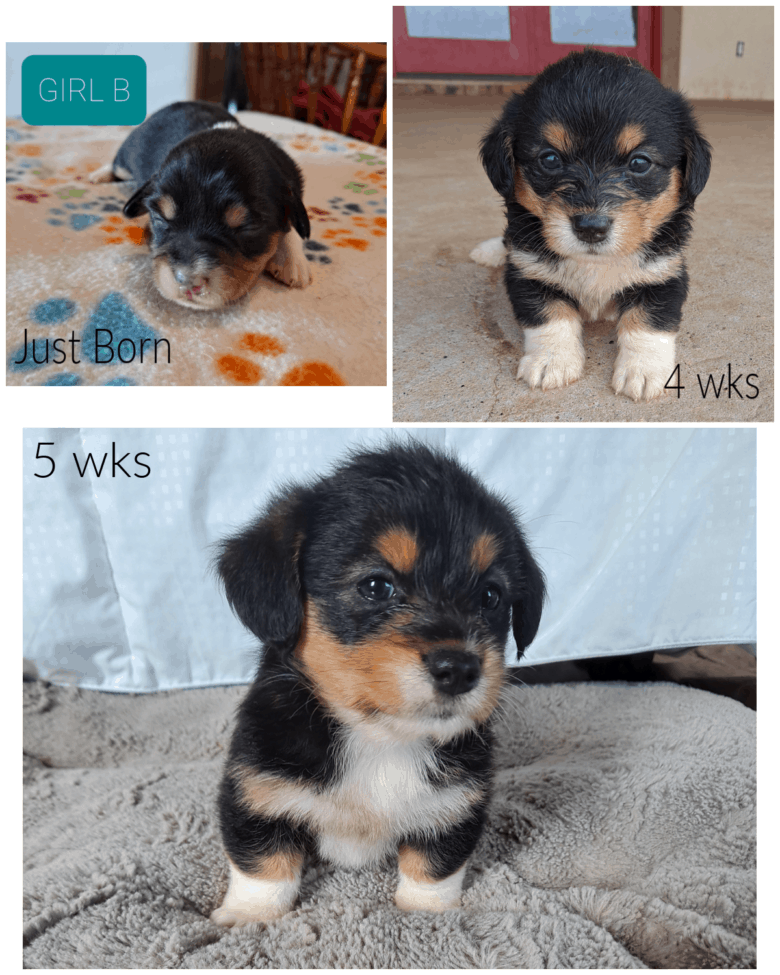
90 101 312 309
211 443 545 925
475 50 711 401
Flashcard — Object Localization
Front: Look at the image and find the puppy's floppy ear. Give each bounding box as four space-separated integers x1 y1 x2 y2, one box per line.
681 125 712 202
123 178 155 218
510 537 546 659
284 185 310 239
480 117 516 198
218 489 307 654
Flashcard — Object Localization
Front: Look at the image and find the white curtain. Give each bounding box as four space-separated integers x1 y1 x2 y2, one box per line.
23 428 756 692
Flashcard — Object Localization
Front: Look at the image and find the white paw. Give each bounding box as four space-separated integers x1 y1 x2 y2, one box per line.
211 861 299 927
395 864 466 912
267 229 313 288
612 329 676 402
88 163 115 184
470 237 507 267
517 319 585 390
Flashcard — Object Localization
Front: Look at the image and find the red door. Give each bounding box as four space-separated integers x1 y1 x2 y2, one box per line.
393 7 661 78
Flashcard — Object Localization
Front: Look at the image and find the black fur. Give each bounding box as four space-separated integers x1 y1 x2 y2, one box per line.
478 50 711 379
214 443 546 915
107 101 309 307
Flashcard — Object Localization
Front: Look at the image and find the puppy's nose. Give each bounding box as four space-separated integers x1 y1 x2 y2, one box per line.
425 649 481 696
571 212 612 243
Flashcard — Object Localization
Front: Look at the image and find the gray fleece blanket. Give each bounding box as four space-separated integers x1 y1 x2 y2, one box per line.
23 680 755 969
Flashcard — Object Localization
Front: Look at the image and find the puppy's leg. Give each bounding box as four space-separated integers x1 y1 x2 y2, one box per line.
517 301 585 391
612 303 678 402
470 237 507 267
395 806 484 912
211 852 303 927
266 228 313 288
88 162 116 184
395 849 467 912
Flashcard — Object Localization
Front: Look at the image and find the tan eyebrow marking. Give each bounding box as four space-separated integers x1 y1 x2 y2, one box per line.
541 120 574 154
225 204 248 228
157 195 176 220
471 533 499 573
375 527 418 574
616 122 646 155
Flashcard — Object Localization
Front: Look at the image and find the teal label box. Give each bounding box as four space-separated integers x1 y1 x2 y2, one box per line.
22 55 146 125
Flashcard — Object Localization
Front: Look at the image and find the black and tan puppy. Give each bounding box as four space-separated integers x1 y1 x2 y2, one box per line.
475 50 711 401
91 101 311 309
211 443 545 925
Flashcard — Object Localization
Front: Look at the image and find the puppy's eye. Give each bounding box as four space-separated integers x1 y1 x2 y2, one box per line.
481 586 501 611
538 151 562 171
358 577 395 601
628 154 652 175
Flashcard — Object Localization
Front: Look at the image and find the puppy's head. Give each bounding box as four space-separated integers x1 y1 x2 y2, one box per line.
218 444 545 739
124 128 309 309
480 50 712 259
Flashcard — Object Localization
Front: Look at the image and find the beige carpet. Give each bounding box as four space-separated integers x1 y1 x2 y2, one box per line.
24 679 755 968
7 113 386 386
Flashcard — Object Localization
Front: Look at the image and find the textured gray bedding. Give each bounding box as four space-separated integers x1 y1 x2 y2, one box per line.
23 679 756 968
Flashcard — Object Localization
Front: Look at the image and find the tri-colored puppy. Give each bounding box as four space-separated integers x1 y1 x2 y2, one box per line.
91 101 312 309
474 50 711 401
211 443 545 925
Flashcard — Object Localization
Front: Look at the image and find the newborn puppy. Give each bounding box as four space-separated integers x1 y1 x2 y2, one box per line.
211 442 546 925
91 101 312 309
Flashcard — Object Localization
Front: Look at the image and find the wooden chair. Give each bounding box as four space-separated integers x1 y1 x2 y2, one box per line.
196 43 387 145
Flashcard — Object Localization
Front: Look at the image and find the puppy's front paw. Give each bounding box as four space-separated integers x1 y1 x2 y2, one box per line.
88 163 115 184
267 229 313 288
395 863 466 913
470 237 507 267
612 328 676 402
518 349 585 390
517 319 585 390
212 861 300 928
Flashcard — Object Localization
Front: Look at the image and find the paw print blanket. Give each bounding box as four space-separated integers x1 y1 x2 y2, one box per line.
7 112 386 386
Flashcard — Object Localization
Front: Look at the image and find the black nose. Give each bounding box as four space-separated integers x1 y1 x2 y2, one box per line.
571 212 612 243
425 649 481 696
173 267 191 286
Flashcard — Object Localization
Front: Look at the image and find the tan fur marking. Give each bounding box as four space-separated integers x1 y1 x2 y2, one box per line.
508 248 684 323
616 122 646 156
237 849 303 882
398 845 435 883
611 168 682 254
376 527 418 574
471 533 499 574
225 204 248 228
616 303 653 336
514 170 547 219
158 195 176 221
542 120 574 154
296 607 415 715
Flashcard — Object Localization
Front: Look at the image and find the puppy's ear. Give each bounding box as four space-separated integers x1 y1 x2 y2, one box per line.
284 186 310 240
510 541 546 659
480 117 516 198
681 126 712 202
218 489 307 654
123 179 154 218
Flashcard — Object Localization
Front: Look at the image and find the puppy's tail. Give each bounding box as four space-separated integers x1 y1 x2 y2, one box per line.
469 237 507 267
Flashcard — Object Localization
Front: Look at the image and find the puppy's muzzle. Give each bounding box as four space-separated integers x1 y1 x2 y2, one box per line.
425 649 481 696
571 212 612 244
